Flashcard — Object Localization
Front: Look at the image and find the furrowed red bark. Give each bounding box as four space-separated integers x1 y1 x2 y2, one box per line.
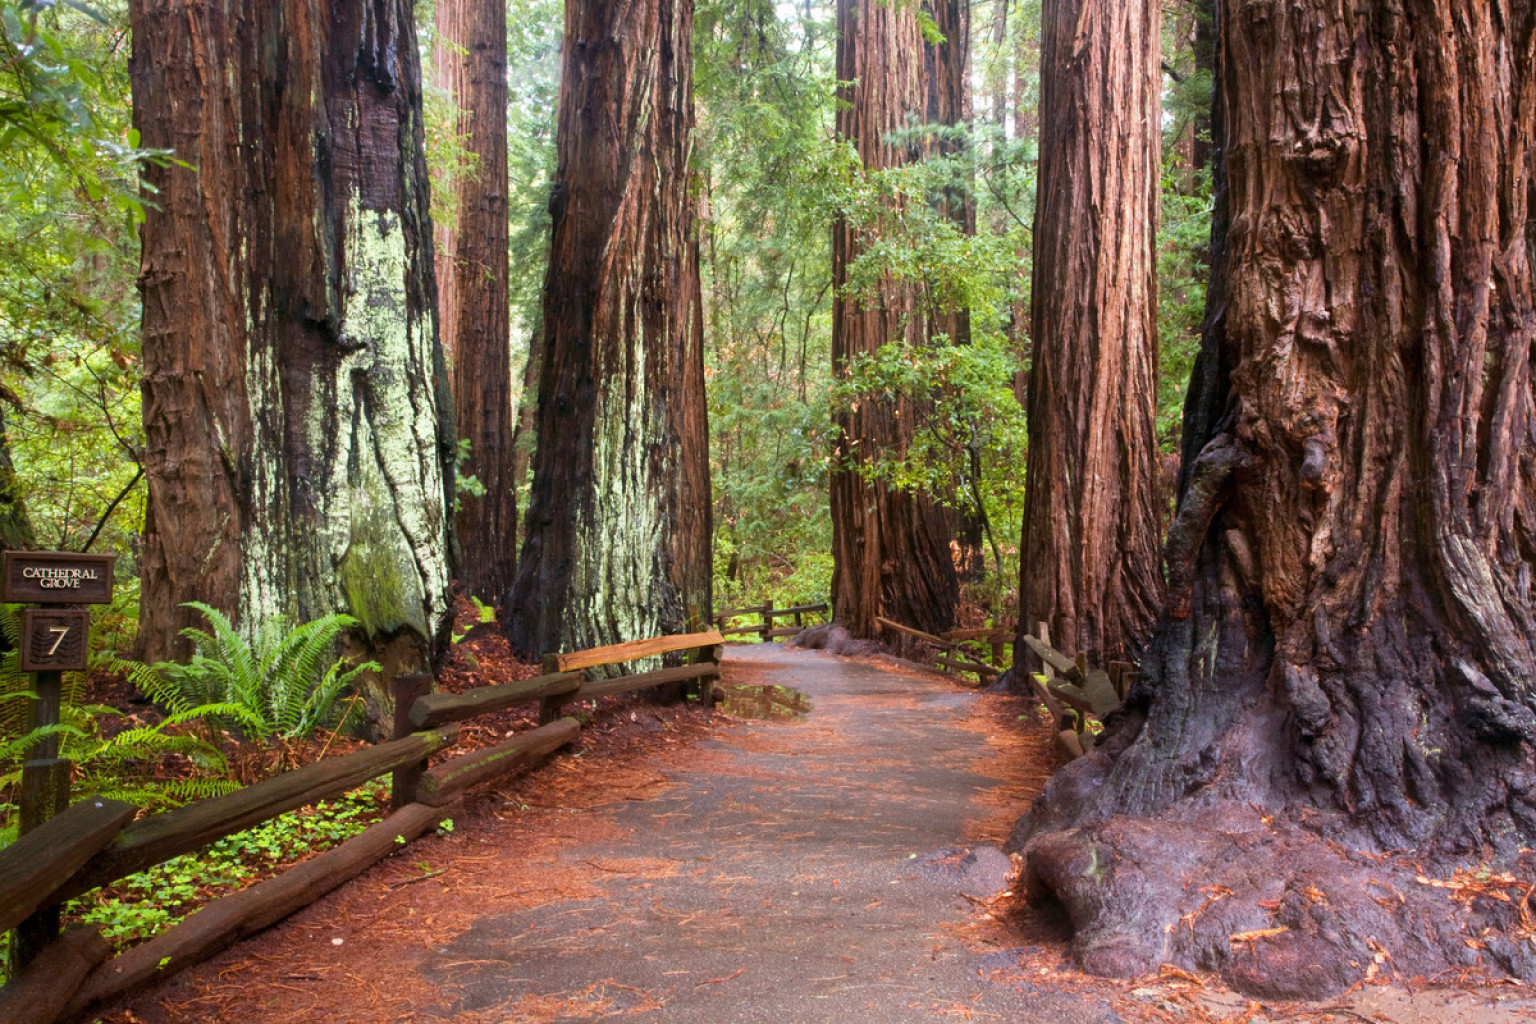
923 0 985 581
1012 0 1536 997
434 0 518 602
829 0 960 639
503 0 711 658
1014 0 1162 668
132 0 456 694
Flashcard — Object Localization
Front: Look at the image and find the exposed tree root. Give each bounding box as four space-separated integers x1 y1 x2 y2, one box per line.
1009 809 1536 999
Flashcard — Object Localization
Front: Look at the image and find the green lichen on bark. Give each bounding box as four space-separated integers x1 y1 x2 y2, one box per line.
329 199 451 639
566 348 675 670
238 196 451 646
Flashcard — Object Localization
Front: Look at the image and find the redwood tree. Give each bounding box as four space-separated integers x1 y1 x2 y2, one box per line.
434 0 518 602
830 0 959 638
503 0 711 657
923 0 986 581
132 0 456 697
1013 0 1536 997
1013 0 1162 668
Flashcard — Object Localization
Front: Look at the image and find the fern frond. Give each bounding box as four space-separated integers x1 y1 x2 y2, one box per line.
0 722 86 765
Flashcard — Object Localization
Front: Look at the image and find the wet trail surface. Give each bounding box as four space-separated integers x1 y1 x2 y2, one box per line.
108 643 1103 1023
415 642 1096 1023
101 644 1536 1024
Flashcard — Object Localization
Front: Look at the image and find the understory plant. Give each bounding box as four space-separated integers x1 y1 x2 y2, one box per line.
0 605 236 842
121 602 379 761
9 779 393 984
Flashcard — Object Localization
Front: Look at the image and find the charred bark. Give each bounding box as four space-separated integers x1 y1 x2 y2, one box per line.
829 0 960 639
1013 0 1163 668
1011 0 1536 996
434 0 517 602
132 0 456 693
503 0 711 658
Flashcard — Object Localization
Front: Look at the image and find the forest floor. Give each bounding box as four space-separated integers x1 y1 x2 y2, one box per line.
93 644 1536 1024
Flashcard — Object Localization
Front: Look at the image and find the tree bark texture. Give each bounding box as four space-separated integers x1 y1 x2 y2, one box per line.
433 0 518 603
923 0 986 581
503 0 712 659
132 0 456 678
1015 0 1163 667
1012 0 1536 996
829 0 960 639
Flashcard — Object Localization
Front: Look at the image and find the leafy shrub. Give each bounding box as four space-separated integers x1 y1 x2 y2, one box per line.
122 602 379 752
0 605 236 841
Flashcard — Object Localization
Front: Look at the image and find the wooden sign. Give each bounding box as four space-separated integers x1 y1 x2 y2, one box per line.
21 609 91 671
1 551 115 604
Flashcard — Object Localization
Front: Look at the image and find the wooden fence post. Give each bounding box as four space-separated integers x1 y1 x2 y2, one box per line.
703 644 724 708
390 674 433 811
12 669 69 968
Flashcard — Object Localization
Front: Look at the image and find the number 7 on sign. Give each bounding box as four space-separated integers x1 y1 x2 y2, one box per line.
46 626 69 655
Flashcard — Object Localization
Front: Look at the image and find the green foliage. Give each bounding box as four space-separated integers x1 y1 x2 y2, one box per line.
837 120 1033 330
470 596 495 623
454 437 486 502
121 603 378 751
1157 165 1213 449
0 604 233 840
832 334 1027 576
695 0 844 606
0 0 168 561
64 780 388 950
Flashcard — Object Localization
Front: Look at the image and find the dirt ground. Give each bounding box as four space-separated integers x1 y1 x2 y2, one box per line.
91 644 1536 1024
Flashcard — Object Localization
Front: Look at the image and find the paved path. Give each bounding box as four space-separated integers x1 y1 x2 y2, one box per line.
418 643 1106 1023
112 644 1120 1023
114 644 1536 1024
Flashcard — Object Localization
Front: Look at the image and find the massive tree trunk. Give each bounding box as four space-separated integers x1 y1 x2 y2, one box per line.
922 0 986 582
434 0 517 603
1013 0 1162 668
829 0 960 639
502 0 711 658
132 0 456 700
1011 0 1536 998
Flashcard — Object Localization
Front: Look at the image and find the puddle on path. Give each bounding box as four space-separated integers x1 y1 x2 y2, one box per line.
720 683 813 720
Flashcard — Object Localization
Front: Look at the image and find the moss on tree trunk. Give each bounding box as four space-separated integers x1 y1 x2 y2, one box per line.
131 0 456 716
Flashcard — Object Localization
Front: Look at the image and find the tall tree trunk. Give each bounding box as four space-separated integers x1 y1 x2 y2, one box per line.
829 0 960 639
503 0 711 658
434 0 517 603
1013 0 1162 667
922 0 985 583
1012 0 1536 998
506 322 543 555
132 0 456 704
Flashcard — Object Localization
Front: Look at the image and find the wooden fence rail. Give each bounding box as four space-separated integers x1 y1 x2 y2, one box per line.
0 798 134 936
0 627 725 1024
540 629 724 720
875 617 1013 684
714 601 828 641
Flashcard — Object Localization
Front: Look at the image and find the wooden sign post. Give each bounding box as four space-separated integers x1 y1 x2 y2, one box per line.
3 550 114 967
